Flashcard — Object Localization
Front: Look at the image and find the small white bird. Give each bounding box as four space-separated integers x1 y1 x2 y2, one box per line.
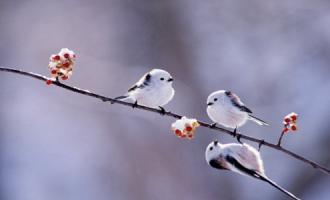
205 140 300 200
207 90 268 130
115 69 175 112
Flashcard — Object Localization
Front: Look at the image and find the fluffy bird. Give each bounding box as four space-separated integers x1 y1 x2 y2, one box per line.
205 140 300 200
207 90 268 130
115 69 175 112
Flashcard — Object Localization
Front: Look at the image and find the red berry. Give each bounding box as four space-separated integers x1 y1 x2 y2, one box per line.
186 126 192 132
291 115 297 121
175 129 182 136
61 76 68 80
62 62 70 68
284 117 291 123
53 55 60 60
46 80 53 85
291 125 297 131
188 135 193 139
51 69 57 74
64 53 70 59
283 127 289 133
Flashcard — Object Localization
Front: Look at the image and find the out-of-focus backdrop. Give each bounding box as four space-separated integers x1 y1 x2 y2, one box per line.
1 0 330 199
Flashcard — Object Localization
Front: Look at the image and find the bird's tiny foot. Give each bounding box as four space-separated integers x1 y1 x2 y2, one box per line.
55 77 60 82
210 123 217 128
232 127 242 143
132 101 138 109
236 134 242 144
109 99 116 104
233 127 237 137
158 106 166 115
258 140 265 151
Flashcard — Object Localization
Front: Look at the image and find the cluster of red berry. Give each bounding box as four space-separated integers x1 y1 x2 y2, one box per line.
47 48 76 84
283 112 298 133
171 117 200 139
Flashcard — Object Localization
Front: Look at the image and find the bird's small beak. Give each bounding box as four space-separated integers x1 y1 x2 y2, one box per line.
167 78 174 82
207 102 213 106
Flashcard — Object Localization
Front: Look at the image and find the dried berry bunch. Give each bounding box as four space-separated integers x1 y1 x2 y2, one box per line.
171 116 200 139
283 112 298 133
47 48 76 84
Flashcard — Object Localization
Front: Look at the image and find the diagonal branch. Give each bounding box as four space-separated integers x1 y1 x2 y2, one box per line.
1 67 329 176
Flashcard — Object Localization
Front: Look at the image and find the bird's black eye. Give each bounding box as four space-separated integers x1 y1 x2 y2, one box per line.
214 98 218 102
160 77 165 81
209 147 213 151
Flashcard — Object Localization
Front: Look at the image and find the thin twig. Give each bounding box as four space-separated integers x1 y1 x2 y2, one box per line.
1 67 329 175
277 130 285 146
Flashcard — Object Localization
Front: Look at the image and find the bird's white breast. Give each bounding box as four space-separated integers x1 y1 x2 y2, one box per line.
132 85 174 107
207 103 248 129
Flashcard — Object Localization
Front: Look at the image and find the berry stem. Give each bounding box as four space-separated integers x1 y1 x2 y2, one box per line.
277 130 286 146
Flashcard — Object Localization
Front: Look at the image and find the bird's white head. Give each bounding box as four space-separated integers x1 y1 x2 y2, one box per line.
149 69 174 86
205 140 223 164
207 90 231 107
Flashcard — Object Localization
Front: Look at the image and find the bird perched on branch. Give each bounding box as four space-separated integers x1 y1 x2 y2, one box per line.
115 69 175 113
207 90 268 131
205 140 300 200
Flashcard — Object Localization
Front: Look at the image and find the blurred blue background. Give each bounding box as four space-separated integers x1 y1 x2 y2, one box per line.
1 0 330 199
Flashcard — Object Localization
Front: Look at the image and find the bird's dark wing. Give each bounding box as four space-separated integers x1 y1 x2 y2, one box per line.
128 84 139 92
209 160 228 170
225 155 260 178
226 91 253 113
128 73 151 92
237 104 253 114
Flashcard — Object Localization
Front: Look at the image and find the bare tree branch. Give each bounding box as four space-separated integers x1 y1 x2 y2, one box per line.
1 67 329 176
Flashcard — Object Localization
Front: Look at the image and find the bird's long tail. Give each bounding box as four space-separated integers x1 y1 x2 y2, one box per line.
114 95 137 104
248 114 269 126
114 95 129 100
258 174 300 200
